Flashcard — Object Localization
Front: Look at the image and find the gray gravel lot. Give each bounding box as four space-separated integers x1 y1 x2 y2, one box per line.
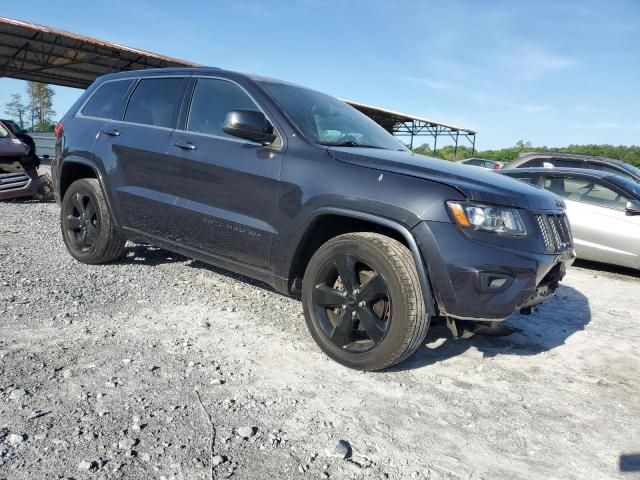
1 188 639 479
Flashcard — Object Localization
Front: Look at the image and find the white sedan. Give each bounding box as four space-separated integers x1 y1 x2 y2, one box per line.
501 167 640 270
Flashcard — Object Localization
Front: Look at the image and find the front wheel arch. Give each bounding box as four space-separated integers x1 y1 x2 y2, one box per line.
290 208 437 316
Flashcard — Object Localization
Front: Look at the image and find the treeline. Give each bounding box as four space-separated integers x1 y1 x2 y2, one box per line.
3 82 56 132
412 140 640 167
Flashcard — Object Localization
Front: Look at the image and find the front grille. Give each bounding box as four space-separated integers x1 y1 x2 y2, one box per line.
536 213 573 253
0 172 30 191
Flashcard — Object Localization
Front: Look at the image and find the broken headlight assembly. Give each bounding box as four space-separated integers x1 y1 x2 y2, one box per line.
447 201 527 236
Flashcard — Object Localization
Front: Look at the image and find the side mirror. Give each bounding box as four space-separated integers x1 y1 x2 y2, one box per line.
223 110 277 145
625 199 640 215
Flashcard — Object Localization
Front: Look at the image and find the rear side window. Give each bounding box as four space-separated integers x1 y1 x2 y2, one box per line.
187 78 259 138
81 80 133 119
124 78 185 128
520 159 544 168
551 159 579 168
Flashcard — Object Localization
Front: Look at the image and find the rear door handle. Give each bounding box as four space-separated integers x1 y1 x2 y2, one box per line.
102 128 120 137
175 141 197 151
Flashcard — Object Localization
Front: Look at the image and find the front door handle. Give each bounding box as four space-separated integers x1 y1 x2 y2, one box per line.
175 141 197 151
102 128 120 137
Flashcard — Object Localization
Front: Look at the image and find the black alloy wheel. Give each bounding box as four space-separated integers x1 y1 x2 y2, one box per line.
60 178 126 264
302 232 430 371
64 191 99 252
312 253 391 352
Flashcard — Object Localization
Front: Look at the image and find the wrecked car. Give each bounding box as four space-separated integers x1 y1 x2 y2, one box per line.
0 120 51 201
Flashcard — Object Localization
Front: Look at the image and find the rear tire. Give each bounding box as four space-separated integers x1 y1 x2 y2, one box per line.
302 232 429 371
60 178 126 264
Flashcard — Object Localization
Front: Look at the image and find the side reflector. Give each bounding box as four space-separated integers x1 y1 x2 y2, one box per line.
447 202 471 228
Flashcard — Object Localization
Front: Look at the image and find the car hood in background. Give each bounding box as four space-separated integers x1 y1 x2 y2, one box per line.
327 147 562 211
0 137 29 157
0 137 36 174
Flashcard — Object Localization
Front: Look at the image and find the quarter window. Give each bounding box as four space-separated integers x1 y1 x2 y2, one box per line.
187 78 259 138
81 79 133 119
124 78 185 128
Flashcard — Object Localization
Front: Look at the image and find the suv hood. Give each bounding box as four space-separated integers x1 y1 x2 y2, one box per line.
327 147 563 211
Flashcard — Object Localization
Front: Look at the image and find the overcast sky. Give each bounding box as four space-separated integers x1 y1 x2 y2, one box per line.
1 0 638 150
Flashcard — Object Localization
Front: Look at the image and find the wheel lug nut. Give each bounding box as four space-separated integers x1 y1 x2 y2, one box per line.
341 304 347 310
353 289 359 294
358 301 365 307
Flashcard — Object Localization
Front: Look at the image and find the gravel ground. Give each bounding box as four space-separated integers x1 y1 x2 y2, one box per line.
1 177 639 480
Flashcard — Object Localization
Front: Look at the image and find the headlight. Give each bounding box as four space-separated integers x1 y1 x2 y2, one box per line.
447 201 527 235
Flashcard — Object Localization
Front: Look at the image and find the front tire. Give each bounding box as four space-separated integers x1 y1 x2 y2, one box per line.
60 178 126 264
302 232 429 371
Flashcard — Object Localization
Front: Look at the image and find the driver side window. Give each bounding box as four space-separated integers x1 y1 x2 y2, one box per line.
187 78 259 138
543 176 628 210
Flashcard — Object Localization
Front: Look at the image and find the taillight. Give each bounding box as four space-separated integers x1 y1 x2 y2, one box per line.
54 121 63 139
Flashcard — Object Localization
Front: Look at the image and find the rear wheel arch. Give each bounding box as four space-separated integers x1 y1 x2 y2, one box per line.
288 209 437 316
59 160 119 226
59 161 99 200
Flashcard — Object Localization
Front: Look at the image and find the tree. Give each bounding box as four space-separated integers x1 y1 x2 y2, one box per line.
3 93 28 128
413 141 640 167
26 81 56 131
412 143 432 156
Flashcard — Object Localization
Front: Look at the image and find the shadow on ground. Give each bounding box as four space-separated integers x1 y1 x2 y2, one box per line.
390 284 591 371
112 243 280 293
114 244 187 267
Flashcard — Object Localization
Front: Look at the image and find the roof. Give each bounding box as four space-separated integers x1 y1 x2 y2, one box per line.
343 99 475 134
516 151 621 164
501 167 615 179
0 16 200 89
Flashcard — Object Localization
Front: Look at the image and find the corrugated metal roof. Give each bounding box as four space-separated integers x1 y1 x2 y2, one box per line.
344 99 475 134
0 16 199 89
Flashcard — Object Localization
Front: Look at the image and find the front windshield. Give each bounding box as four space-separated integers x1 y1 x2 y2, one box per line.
0 123 9 138
257 80 406 151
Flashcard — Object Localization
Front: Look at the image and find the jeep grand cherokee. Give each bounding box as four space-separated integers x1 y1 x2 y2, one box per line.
52 68 575 370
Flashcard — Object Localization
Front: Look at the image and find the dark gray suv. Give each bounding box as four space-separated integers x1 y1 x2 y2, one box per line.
52 67 575 370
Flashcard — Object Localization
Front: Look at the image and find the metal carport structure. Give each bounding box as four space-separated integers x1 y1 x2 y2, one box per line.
0 16 476 156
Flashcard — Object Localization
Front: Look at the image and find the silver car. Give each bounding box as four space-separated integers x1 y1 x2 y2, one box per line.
501 167 640 269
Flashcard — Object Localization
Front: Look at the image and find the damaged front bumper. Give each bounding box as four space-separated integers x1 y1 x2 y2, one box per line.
413 220 576 322
0 156 52 201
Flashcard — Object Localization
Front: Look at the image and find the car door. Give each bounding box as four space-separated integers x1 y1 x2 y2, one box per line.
163 76 284 268
541 175 640 268
92 76 188 237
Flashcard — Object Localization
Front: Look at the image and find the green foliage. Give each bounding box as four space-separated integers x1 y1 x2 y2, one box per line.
3 93 28 128
413 140 640 167
26 82 56 132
